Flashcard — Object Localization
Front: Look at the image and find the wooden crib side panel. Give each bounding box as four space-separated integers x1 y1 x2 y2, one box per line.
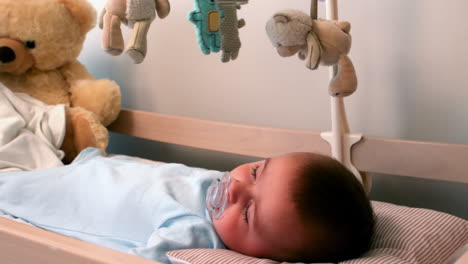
108 109 332 158
109 109 468 183
0 217 160 264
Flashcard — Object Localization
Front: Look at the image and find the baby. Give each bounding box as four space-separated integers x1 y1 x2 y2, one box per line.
0 149 374 263
212 152 374 263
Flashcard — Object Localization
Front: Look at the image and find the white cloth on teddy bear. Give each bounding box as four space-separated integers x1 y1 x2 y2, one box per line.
0 84 65 171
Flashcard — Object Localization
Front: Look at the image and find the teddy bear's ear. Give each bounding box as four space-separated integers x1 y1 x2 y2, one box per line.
335 21 351 34
59 0 97 34
273 14 290 24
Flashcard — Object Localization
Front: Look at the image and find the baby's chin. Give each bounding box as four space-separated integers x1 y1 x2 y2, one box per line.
211 221 230 247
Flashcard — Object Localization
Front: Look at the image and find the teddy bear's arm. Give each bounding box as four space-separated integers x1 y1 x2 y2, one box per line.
60 60 95 88
60 60 121 127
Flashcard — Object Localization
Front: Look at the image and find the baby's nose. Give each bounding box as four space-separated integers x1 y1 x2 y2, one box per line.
228 180 249 204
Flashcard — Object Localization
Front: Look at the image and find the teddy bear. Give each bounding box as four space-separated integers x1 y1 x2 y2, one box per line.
265 9 357 97
0 0 121 164
99 0 171 64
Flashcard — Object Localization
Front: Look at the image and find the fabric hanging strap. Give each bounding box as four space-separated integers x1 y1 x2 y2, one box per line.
310 0 318 19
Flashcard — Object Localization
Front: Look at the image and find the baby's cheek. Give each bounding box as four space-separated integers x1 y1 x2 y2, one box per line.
214 207 238 231
214 208 245 246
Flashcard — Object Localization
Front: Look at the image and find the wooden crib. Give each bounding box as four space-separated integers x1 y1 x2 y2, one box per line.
1 108 467 264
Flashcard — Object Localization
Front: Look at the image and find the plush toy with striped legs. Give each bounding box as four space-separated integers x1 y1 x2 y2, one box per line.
99 0 171 64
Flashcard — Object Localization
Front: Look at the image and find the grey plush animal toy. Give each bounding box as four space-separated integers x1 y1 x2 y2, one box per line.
265 9 357 97
218 0 248 63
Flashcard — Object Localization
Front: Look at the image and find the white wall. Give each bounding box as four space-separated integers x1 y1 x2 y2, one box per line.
82 0 467 218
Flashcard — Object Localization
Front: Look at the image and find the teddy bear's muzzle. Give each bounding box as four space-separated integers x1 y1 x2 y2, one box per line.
0 38 34 75
277 45 302 57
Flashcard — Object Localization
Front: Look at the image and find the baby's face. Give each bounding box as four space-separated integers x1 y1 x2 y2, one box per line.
212 153 311 259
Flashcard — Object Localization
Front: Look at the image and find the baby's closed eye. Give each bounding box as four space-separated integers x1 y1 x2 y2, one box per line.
242 200 253 223
250 165 259 180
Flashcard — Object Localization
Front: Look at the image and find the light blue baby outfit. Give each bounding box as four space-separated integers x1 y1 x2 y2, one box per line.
0 148 226 263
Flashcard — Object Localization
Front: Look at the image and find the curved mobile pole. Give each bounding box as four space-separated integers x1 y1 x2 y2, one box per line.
318 0 367 190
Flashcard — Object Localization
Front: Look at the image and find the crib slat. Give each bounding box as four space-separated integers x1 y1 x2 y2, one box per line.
0 217 160 264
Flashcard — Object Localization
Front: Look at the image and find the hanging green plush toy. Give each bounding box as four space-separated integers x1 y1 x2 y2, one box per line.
188 0 224 54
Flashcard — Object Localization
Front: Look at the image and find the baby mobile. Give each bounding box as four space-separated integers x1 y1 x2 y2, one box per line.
99 0 248 64
97 0 367 188
265 0 367 189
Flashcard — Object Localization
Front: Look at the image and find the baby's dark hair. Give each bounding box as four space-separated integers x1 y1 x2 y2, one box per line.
290 153 375 262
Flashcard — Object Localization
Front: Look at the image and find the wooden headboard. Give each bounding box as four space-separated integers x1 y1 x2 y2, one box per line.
109 109 468 184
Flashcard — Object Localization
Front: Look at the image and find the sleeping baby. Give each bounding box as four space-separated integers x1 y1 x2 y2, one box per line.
0 148 374 263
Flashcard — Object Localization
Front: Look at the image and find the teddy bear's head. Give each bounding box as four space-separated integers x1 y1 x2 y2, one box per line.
265 9 313 58
0 0 96 75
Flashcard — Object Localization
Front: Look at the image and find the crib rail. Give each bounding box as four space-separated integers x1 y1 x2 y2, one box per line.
109 109 468 184
0 217 160 264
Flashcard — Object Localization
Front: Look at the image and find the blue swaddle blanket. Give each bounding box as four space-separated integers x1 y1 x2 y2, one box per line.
0 148 226 263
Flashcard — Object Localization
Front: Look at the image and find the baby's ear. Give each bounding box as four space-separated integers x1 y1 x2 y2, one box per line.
59 0 97 34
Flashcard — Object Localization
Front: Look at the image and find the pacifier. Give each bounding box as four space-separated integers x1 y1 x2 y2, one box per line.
206 172 231 219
